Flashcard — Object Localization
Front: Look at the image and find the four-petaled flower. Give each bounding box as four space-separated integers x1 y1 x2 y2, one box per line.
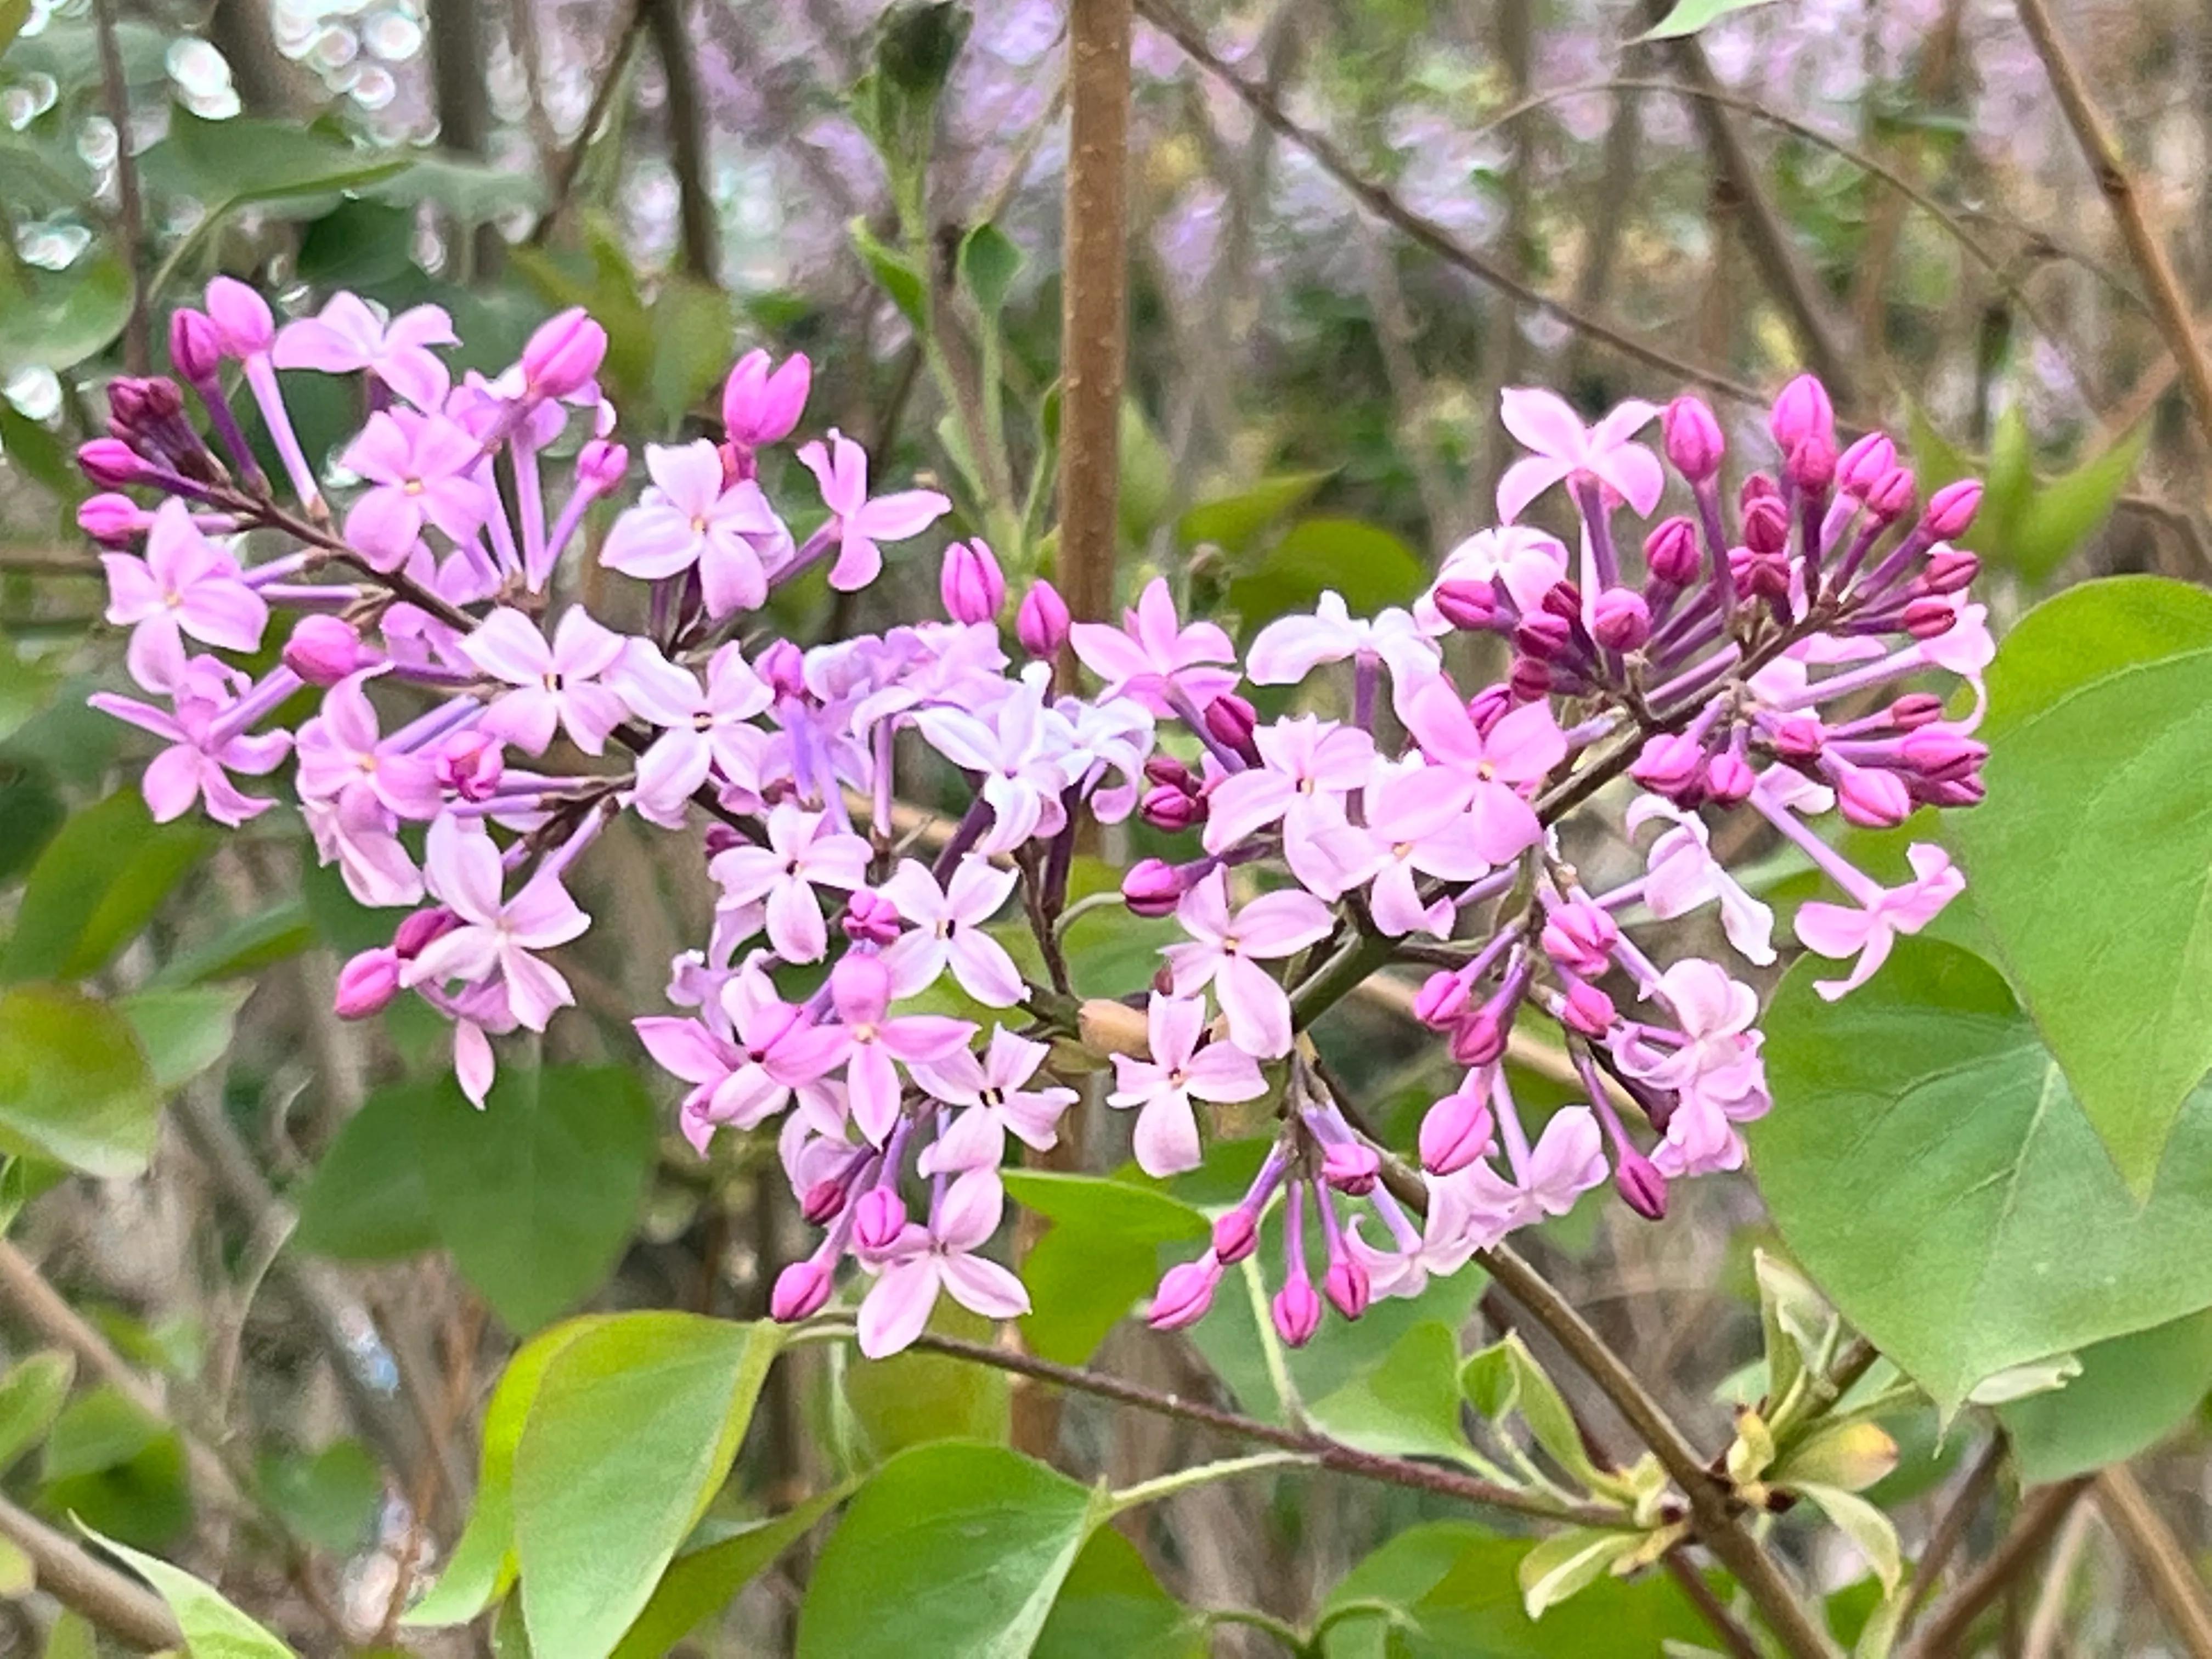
708 803 871 963
798 428 951 590
101 500 267 688
856 1169 1030 1358
340 409 490 570
402 815 589 1031
1397 679 1566 864
1163 870 1334 1060
876 856 1027 1007
1495 386 1663 522
610 640 774 826
912 1027 1077 1172
462 606 631 756
273 293 456 409
1069 577 1239 716
1107 993 1268 1176
776 955 975 1146
600 439 785 617
1795 844 1963 999
1247 591 1440 689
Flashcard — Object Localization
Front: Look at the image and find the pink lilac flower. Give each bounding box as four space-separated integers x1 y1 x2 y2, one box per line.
709 803 871 963
797 429 952 590
1794 844 1965 998
401 816 589 1031
600 439 784 616
608 640 774 826
1625 795 1776 966
1163 868 1334 1060
1420 526 1572 619
1495 386 1664 521
1396 679 1567 863
876 856 1027 1007
1107 992 1269 1176
1068 576 1239 716
1246 590 1440 687
1453 1104 1610 1245
88 650 290 827
461 607 631 757
100 500 267 687
1199 715 1375 886
776 955 975 1146
340 409 491 571
292 672 446 822
721 349 811 449
635 966 840 1150
856 1168 1029 1358
273 293 455 409
913 675 1079 854
912 1027 1077 1172
1356 761 1497 937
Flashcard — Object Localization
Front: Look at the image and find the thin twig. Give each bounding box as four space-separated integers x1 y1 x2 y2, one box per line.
641 0 717 280
2021 1497 2098 1659
1907 1478 2095 1659
1666 1550 1764 1659
1898 1432 2005 1633
91 0 149 375
0 1496 181 1651
2094 1464 2212 1659
527 1 644 248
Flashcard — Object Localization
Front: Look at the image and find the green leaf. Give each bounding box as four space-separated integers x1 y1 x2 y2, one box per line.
1639 0 1774 37
1176 471 1334 556
145 901 312 990
1515 1527 1639 1618
119 985 249 1092
405 1316 616 1627
609 1486 848 1659
43 1387 188 1547
1483 1334 1617 1496
1001 1171 1207 1365
843 1302 1010 1457
0 0 30 56
78 1525 297 1657
796 1443 1108 1659
293 1081 441 1261
0 400 81 502
514 1314 783 1659
1228 518 1427 628
960 223 1022 316
1972 575 2212 744
646 277 735 432
1318 1522 1712 1658
1999 1307 2212 1483
1 789 215 984
1753 938 2212 1413
1794 1483 1901 1595
1119 401 1175 547
37 1610 94 1659
159 110 410 205
370 150 547 222
849 219 927 330
1946 578 2212 1189
257 1440 382 1555
0 985 157 1178
1034 1525 1204 1659
2004 424 2147 580
0 1351 72 1476
0 250 132 373
0 635 61 747
1310 1321 1471 1464
419 1065 658 1331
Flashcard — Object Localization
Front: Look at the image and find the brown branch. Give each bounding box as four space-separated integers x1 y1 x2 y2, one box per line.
641 0 718 281
0 1496 181 1651
2013 0 2212 443
1897 1432 2006 1634
2094 1464 2212 1659
1666 1550 1764 1659
91 0 149 375
1057 0 1132 629
527 1 644 248
1907 1477 2094 1659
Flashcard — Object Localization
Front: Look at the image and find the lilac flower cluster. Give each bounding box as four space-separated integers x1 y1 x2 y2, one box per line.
77 280 1988 1359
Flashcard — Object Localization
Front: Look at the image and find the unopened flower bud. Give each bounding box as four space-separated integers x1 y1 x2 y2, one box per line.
1742 496 1789 556
771 1259 834 1322
1271 1276 1323 1347
1140 785 1204 833
1919 775 1985 808
1663 395 1724 482
1917 548 1980 595
1901 596 1960 640
799 1177 848 1224
1143 755 1198 793
205 276 274 357
1016 579 1071 659
1322 1142 1380 1196
1414 968 1472 1029
1835 765 1912 828
1865 466 1917 522
1419 1084 1496 1175
392 906 458 960
1323 1257 1371 1321
1449 1007 1509 1066
1508 657 1552 702
1431 577 1500 630
843 889 902 945
1204 694 1260 764
1902 731 1986 782
103 376 150 431
1731 547 1791 601
1631 732 1705 794
168 307 222 383
1561 980 1616 1036
1889 692 1945 730
1541 899 1617 978
521 307 607 399
1615 1150 1668 1220
435 730 504 802
334 948 401 1018
758 638 805 698
1768 373 1835 454
1836 432 1897 500
1149 1256 1223 1330
939 539 1006 625
575 438 628 493
1645 516 1701 586
77 438 148 488
853 1187 907 1254
1539 580 1584 623
721 348 811 447
1591 586 1651 651
1122 857 1187 918
1786 433 1837 494
1702 748 1756 804
1514 611 1573 661
703 824 746 857
1922 478 1983 539
1466 684 1515 731
1740 472 1781 510
1770 715 1826 765
1212 1208 1259 1263
281 615 366 686
77 493 148 546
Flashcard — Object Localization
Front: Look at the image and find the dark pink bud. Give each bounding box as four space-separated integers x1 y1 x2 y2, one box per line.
703 825 746 857
1143 755 1198 793
1865 466 1917 521
720 348 812 447
1561 980 1616 1037
1323 1257 1371 1321
77 438 148 488
1148 1255 1224 1330
1539 580 1584 623
1770 715 1825 764
1140 786 1205 833
1431 577 1500 630
575 438 628 493
771 1259 835 1322
1508 657 1553 702
1768 374 1835 454
205 276 274 357
1644 516 1700 586
1271 1277 1323 1347
853 1187 907 1254
1702 748 1756 805
1836 765 1912 828
1740 472 1781 510
281 615 366 686
1920 775 1985 808
1420 1085 1494 1175
1123 857 1187 918
1901 731 1985 782
1889 692 1945 730
1466 684 1515 731
1923 479 1982 539
1449 1008 1509 1067
1204 695 1260 765
802 1180 848 1224
1662 396 1724 482
1514 611 1573 661
1322 1142 1380 1196
1786 433 1837 494
168 307 222 383
1901 596 1960 640
939 539 1006 625
1415 968 1473 1030
1541 900 1617 978
1731 547 1791 601
1742 496 1789 556
1836 432 1897 500
1615 1149 1668 1220
758 638 805 698
521 307 607 399
103 376 151 429
1918 548 1980 595
435 730 504 802
1591 587 1651 651
391 906 458 960
1212 1207 1258 1263
843 889 902 945
1630 732 1704 794
334 948 401 1018
1016 579 1071 659
77 493 148 546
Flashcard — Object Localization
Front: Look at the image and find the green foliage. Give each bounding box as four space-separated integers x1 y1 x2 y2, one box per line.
797 1442 1108 1659
609 1486 849 1659
257 1441 382 1555
1001 1170 1209 1365
513 1314 782 1659
843 1301 1011 1455
0 984 157 1178
1910 407 2146 582
1310 1319 1472 1464
1639 0 1775 39
293 1079 443 1260
41 1385 189 1547
119 985 249 1091
1033 1526 1204 1659
149 110 410 208
0 249 132 373
0 1350 72 1476
1755 937 2212 1412
0 788 213 984
1227 517 1427 629
1946 576 2212 1190
1176 471 1334 557
79 1525 297 1658
1999 1309 2212 1483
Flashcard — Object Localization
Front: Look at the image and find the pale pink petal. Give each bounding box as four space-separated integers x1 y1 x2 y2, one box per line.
857 1259 941 1358
853 489 950 542
1132 1091 1203 1177
1232 889 1333 957
766 878 828 962
848 1044 904 1145
935 1167 1006 1251
1495 456 1573 524
1498 386 1589 459
454 1020 496 1108
462 607 552 683
948 932 1026 1007
1148 993 1207 1073
1216 955 1293 1059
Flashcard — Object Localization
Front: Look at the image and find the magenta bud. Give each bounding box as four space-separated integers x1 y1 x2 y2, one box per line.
391 906 458 960
281 614 366 686
1786 433 1837 494
1630 732 1705 794
575 438 628 493
1541 901 1617 978
1212 1207 1259 1263
1139 785 1205 833
1204 694 1260 764
77 438 148 488
1591 586 1651 651
77 492 148 546
1414 968 1472 1031
1513 611 1573 661
853 1187 907 1254
721 348 812 448
1742 496 1790 556
802 1179 848 1225
1015 579 1071 659
205 275 274 358
1466 684 1515 732
939 539 1006 626
758 638 805 698
1889 692 1945 730
1539 580 1584 623
1918 548 1980 595
1143 754 1198 793
1323 1257 1371 1321
1865 466 1917 521
703 824 746 857
1702 748 1756 805
1615 1150 1669 1221
1732 546 1792 602
1644 516 1700 586
770 1259 835 1322
521 307 607 399
103 376 150 428
334 948 402 1019
1740 472 1781 509
1271 1277 1323 1347
1322 1142 1380 1197
843 889 903 945
1836 432 1897 500
1920 775 1985 808
1770 715 1825 764
435 730 504 802
1663 395 1724 482
1768 374 1835 454
1836 765 1912 828
1923 479 1983 539
168 307 222 383
1148 1255 1224 1330
1449 1007 1509 1067
1420 1086 1494 1174
1508 656 1553 702
1561 980 1617 1037
1122 857 1187 918
1902 731 1985 782
1901 596 1960 640
1431 577 1500 630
